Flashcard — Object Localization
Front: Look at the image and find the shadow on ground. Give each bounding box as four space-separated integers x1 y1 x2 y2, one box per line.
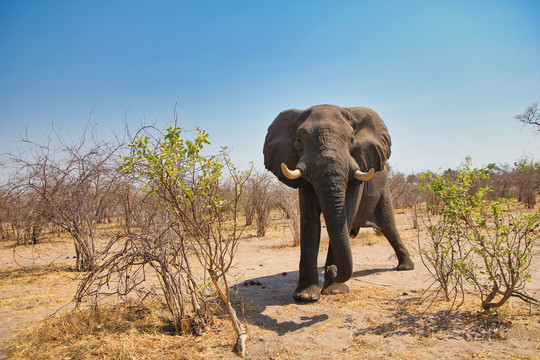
352 267 394 277
231 267 395 336
354 308 511 341
231 267 517 343
232 269 314 336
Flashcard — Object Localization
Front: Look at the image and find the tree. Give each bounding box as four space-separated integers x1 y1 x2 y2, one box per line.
8 124 121 271
515 103 540 131
244 171 274 237
513 157 540 209
388 171 419 209
0 185 47 245
273 182 301 246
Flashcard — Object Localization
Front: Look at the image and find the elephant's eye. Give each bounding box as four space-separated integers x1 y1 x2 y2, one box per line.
294 137 303 155
350 137 355 145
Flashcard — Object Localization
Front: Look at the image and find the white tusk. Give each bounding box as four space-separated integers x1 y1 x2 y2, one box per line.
281 163 302 180
354 168 375 181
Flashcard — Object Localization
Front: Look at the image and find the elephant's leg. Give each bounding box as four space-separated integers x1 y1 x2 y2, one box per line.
321 244 350 295
322 181 361 295
373 187 414 271
295 183 322 301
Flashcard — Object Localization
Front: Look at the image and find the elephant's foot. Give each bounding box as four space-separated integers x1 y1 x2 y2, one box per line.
396 257 414 271
322 281 350 295
293 283 320 302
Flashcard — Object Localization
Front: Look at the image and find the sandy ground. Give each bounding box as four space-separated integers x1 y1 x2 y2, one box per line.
1 209 539 359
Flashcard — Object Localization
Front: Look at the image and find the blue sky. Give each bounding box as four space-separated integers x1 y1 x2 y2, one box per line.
1 1 539 174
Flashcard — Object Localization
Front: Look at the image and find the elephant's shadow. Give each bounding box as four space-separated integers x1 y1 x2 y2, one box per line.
230 267 393 336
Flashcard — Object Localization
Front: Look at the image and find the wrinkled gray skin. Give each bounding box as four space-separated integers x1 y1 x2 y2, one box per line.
263 105 414 302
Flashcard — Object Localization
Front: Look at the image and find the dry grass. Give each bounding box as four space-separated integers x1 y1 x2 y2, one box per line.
0 264 75 313
7 300 237 360
0 263 75 285
265 224 386 251
350 229 387 246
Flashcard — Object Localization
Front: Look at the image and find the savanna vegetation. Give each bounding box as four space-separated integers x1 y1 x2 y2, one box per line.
0 104 539 358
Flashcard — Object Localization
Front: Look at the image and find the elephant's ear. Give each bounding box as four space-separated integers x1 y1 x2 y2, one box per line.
344 107 391 172
263 109 304 188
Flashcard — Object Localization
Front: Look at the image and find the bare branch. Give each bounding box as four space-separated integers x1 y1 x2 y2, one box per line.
515 103 540 131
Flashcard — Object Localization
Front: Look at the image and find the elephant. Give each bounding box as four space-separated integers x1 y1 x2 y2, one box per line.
263 104 414 302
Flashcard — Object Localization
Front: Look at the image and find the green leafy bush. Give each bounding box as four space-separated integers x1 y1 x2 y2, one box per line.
79 125 251 355
418 157 539 310
121 125 251 353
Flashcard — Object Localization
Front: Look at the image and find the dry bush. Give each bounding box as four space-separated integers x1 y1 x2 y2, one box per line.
243 170 274 238
272 182 300 246
513 158 540 209
0 186 48 245
75 229 214 336
351 229 386 246
7 122 123 271
482 160 539 209
388 171 419 209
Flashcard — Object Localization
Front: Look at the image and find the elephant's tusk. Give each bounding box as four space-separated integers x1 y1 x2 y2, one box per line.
281 163 302 180
354 168 375 181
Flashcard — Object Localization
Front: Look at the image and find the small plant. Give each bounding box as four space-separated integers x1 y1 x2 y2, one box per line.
418 157 539 310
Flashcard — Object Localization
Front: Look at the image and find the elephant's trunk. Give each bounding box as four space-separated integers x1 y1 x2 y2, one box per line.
316 184 353 283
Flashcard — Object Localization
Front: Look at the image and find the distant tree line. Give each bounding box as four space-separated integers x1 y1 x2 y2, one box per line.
1 103 537 251
2 146 538 251
388 157 540 211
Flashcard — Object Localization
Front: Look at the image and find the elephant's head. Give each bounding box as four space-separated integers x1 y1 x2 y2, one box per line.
263 104 391 283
